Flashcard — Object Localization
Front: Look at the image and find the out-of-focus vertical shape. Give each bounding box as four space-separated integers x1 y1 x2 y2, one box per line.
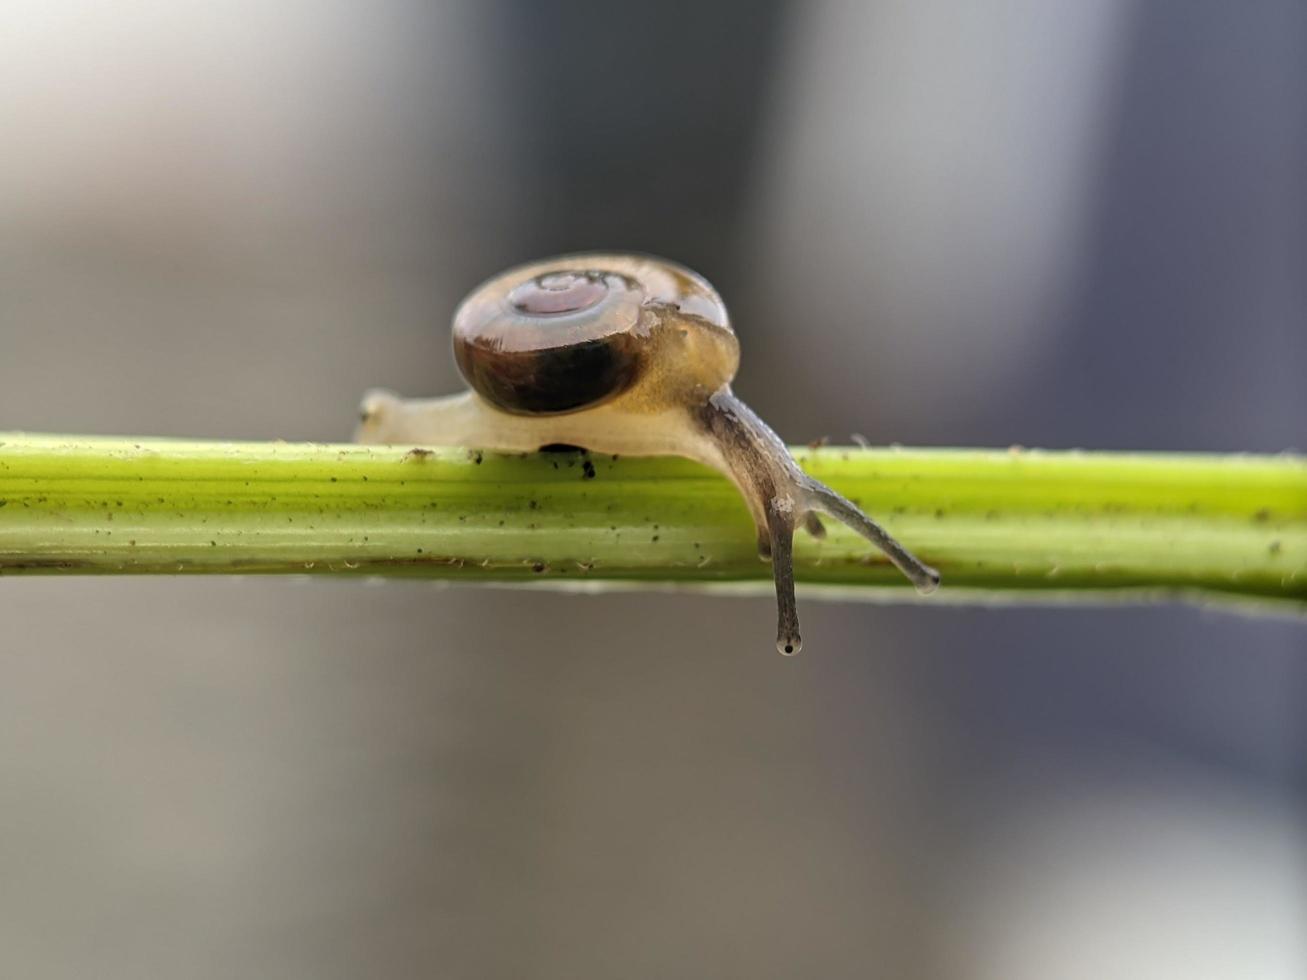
487 0 790 278
1038 0 1307 451
742 0 1128 441
0 0 517 437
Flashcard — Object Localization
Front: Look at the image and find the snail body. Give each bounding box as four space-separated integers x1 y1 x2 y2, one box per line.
357 253 938 653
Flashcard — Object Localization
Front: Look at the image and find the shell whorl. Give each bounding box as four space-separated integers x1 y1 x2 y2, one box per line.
452 253 736 416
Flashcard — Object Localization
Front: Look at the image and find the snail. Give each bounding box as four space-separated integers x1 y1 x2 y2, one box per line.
356 253 939 654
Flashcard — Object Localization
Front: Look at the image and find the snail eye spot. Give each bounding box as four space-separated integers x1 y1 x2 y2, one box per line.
509 271 607 316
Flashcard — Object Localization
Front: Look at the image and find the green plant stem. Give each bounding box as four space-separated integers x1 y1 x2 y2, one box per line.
0 433 1303 613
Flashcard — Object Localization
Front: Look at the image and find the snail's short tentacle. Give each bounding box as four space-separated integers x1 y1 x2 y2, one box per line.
804 512 827 539
800 480 940 594
762 512 828 558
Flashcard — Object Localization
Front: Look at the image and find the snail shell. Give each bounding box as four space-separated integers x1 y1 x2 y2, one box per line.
452 253 739 416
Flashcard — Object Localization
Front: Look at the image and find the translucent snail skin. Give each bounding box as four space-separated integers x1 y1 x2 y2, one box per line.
356 253 939 654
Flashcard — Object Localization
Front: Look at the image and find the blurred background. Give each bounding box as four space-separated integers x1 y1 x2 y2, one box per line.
1 1 1304 977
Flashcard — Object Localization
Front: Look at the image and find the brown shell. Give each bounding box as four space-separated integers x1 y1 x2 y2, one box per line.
452 253 736 416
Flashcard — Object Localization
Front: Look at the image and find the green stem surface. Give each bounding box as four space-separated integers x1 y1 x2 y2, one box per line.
1 434 1303 612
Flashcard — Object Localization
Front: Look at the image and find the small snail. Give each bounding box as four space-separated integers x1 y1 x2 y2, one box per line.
356 253 939 654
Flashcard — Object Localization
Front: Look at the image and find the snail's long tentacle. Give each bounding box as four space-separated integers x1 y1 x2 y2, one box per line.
800 480 940 594
765 500 802 656
695 388 937 654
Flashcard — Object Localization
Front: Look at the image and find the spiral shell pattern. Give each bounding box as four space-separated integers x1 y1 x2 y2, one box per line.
452 253 734 415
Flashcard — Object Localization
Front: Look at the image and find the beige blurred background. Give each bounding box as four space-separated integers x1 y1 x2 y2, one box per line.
1 2 1304 978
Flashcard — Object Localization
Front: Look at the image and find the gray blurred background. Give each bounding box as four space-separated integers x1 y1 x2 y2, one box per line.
1 2 1304 977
